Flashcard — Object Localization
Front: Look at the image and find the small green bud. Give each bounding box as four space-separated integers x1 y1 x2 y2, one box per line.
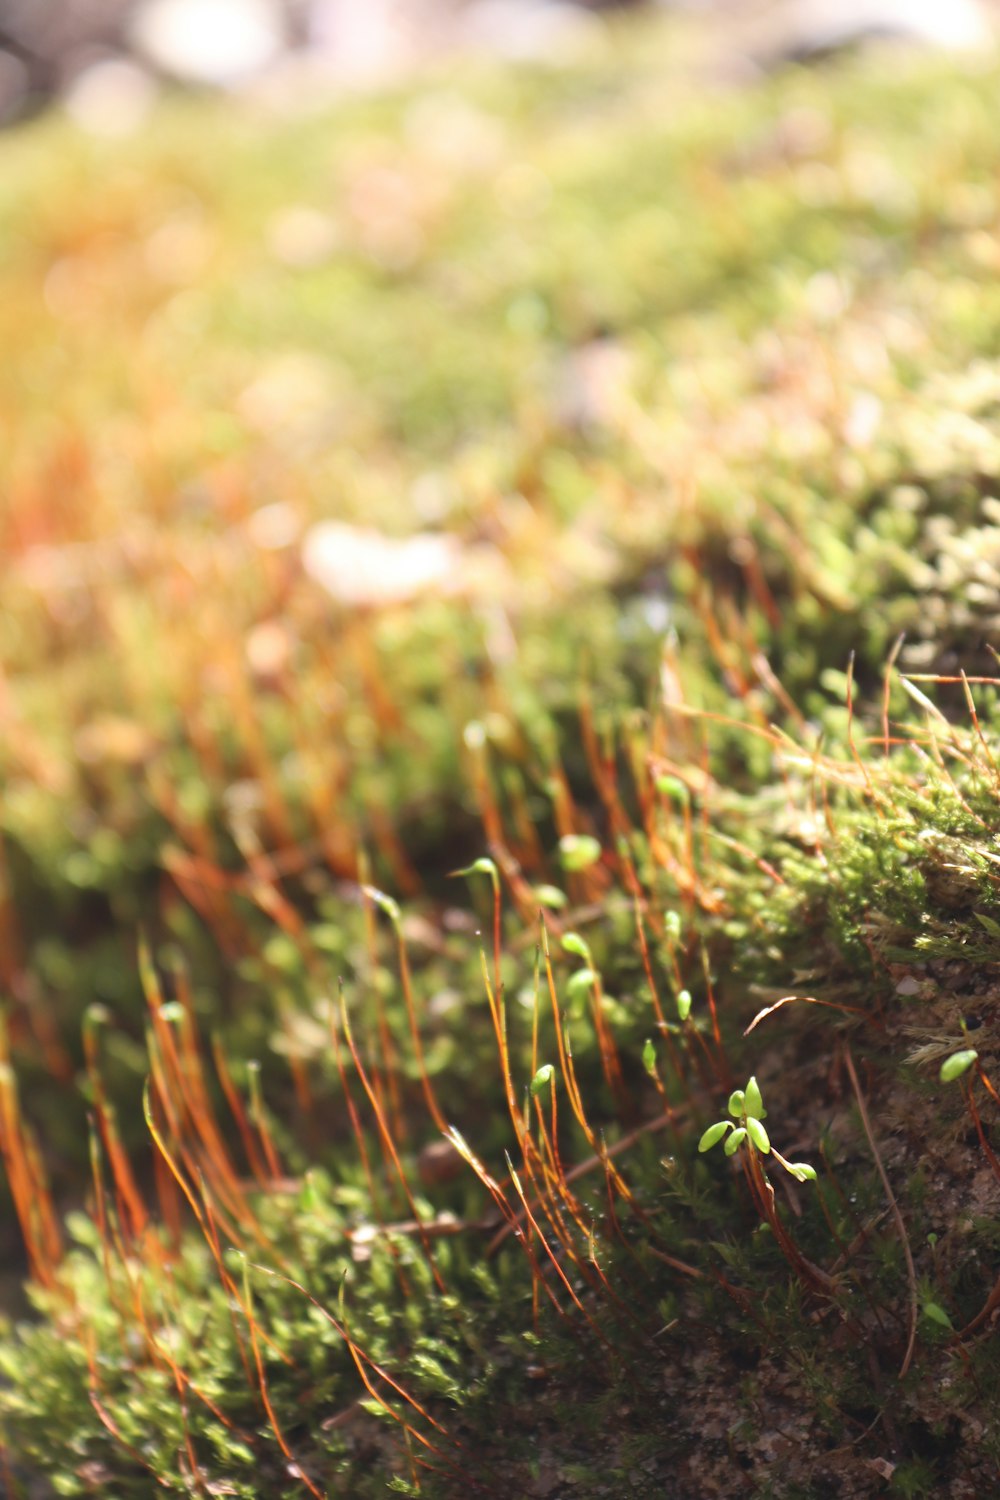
559 835 602 872
642 1039 657 1078
656 775 689 806
530 1064 555 1098
676 989 692 1022
566 968 597 998
727 1089 745 1118
940 1049 978 1083
451 857 499 890
561 932 592 964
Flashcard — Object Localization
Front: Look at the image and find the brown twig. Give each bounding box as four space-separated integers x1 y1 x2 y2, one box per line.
349 1213 501 1248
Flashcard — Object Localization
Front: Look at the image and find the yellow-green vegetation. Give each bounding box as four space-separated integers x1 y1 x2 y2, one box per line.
3 15 1000 1498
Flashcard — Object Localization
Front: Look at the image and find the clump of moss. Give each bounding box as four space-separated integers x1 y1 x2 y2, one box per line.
4 13 1000 1500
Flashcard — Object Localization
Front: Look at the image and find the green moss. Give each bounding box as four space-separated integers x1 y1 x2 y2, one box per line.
4 13 1000 1499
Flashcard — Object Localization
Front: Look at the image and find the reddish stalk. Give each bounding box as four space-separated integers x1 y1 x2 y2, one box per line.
323 994 407 1296
503 1152 609 1343
212 1033 270 1187
0 1060 60 1290
446 1127 569 1326
964 1078 1000 1185
88 1123 130 1329
239 1259 324 1500
365 888 449 1137
488 1103 688 1257
248 1260 479 1489
540 926 617 1183
156 1262 258 1451
199 1188 258 1391
338 993 446 1292
741 1145 836 1297
357 849 401 1139
245 1060 283 1185
83 1330 172 1490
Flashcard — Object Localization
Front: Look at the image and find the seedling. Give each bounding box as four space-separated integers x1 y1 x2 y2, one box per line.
938 1044 1000 1188
699 1076 831 1297
699 1076 818 1184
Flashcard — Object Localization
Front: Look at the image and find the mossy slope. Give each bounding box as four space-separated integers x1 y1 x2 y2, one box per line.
1 17 1000 1500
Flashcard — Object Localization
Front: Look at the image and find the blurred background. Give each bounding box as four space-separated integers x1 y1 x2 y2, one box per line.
0 0 995 129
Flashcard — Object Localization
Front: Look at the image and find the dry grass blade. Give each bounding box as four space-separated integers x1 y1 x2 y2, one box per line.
744 994 867 1036
844 1044 917 1379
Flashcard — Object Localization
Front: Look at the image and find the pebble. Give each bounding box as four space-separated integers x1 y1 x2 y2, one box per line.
302 521 462 607
130 0 285 85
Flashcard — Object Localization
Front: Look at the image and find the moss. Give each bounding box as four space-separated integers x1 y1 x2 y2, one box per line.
3 12 1000 1499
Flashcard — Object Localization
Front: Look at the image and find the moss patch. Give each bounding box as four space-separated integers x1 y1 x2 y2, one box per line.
2 15 1000 1499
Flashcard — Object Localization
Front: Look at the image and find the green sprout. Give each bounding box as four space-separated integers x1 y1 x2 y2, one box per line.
922 1300 953 1330
698 1076 817 1183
